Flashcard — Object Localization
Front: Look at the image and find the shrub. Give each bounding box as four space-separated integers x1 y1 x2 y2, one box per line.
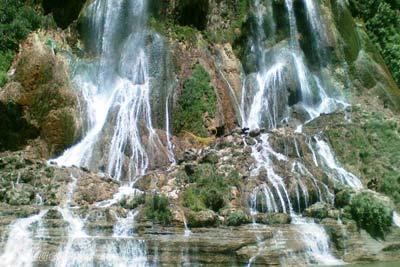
173 64 217 137
182 164 241 212
144 194 172 225
227 210 248 226
350 193 392 239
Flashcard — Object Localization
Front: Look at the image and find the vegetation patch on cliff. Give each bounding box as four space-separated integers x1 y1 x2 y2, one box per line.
325 110 400 207
173 63 217 137
182 163 240 212
349 0 400 86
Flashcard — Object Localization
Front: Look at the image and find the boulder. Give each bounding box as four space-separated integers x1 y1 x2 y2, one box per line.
187 209 218 227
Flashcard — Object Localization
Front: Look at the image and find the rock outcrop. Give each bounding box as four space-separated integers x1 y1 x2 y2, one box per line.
0 31 81 157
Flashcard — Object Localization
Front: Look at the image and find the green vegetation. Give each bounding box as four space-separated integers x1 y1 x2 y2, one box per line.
349 192 392 239
120 194 145 210
0 0 54 87
227 210 248 226
327 111 400 206
349 0 400 85
149 17 198 43
205 0 251 44
173 64 217 137
182 163 240 212
144 194 173 225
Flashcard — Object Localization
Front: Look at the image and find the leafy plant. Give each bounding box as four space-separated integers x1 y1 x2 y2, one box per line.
227 210 248 226
182 164 240 212
144 194 172 225
349 193 392 239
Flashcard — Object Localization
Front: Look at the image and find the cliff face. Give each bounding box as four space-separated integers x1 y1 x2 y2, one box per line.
1 0 400 266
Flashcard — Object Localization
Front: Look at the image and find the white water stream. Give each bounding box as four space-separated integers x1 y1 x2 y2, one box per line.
53 175 96 267
0 210 47 267
393 211 400 227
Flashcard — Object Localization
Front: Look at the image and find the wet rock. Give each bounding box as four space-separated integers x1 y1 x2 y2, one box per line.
249 128 261 138
245 137 256 146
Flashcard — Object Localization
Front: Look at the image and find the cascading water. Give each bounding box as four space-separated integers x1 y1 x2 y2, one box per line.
0 210 47 267
100 210 148 266
310 136 363 190
53 175 96 267
393 211 400 227
247 134 343 265
243 0 365 265
53 0 170 181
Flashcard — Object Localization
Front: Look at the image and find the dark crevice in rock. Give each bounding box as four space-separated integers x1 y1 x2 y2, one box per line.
0 102 39 152
175 0 209 31
42 0 86 29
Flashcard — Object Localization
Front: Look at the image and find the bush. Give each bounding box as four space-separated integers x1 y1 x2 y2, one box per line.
182 164 241 212
350 193 392 239
173 64 217 137
144 194 172 225
227 210 248 226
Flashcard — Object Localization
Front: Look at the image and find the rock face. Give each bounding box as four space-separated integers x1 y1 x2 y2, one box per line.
0 31 81 158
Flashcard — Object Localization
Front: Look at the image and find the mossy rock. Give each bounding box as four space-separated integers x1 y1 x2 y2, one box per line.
187 209 218 227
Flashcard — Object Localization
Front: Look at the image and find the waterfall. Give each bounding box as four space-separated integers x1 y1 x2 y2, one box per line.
244 0 362 264
311 136 363 190
0 210 47 267
52 0 167 181
292 216 345 265
53 175 96 267
100 210 148 266
247 134 343 265
393 211 400 227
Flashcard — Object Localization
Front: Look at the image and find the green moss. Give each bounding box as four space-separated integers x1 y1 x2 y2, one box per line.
144 194 172 225
173 64 217 137
0 51 14 87
120 194 145 210
349 192 392 239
